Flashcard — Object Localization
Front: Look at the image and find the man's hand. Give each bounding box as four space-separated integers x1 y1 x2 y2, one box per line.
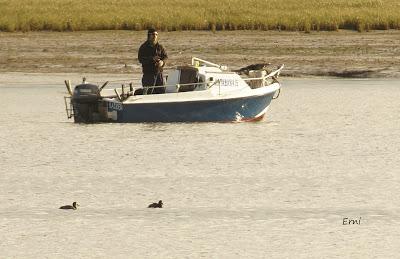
153 56 161 62
157 60 164 67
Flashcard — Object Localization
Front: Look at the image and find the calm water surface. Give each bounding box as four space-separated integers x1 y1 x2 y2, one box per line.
0 74 399 258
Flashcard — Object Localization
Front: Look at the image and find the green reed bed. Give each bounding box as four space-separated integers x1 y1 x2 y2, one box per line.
0 0 399 32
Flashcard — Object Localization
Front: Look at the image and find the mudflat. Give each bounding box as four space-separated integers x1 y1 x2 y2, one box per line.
1 30 399 77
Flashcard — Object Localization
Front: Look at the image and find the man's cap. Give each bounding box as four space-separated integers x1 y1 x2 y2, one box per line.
148 28 158 35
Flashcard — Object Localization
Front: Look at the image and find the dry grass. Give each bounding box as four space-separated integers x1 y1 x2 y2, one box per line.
0 0 399 32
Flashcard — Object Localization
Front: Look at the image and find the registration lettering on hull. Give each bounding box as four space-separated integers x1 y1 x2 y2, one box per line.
108 101 123 111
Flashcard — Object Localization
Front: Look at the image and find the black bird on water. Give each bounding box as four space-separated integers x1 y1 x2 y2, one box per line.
148 200 163 208
59 202 79 210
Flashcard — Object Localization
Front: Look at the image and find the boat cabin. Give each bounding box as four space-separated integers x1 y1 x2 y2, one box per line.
165 63 247 94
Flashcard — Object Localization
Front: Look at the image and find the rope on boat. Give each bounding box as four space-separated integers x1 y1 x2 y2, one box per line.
273 88 281 99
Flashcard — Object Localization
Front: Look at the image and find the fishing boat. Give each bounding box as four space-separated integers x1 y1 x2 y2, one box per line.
63 57 283 123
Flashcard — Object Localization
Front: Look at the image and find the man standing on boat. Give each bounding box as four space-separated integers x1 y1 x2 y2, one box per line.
138 28 168 94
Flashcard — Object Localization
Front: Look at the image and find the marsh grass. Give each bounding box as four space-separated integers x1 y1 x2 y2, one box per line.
0 0 399 32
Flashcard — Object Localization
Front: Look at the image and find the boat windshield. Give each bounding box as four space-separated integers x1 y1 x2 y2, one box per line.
177 66 203 92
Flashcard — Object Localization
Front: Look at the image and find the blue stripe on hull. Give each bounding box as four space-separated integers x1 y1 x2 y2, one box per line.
117 92 275 123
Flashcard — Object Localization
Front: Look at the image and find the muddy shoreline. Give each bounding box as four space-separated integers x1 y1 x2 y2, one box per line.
1 30 399 78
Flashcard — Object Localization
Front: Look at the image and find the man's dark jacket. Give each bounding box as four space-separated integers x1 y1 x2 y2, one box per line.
138 41 168 75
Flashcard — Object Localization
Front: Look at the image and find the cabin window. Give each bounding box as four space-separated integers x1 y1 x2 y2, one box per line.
178 67 199 92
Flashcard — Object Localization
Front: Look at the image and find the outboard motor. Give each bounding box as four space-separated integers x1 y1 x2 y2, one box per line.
71 81 102 123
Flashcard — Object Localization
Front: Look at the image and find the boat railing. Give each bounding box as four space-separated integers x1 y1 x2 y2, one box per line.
111 80 223 101
242 64 284 88
139 80 220 94
191 57 228 71
243 76 267 89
